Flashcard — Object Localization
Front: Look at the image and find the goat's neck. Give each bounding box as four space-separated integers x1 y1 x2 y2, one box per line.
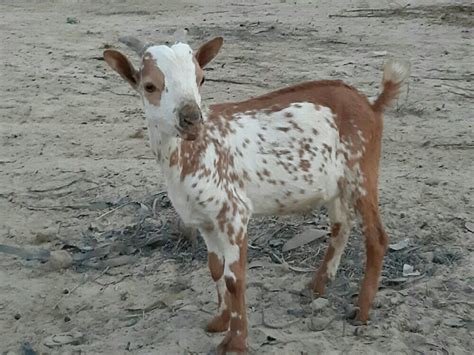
155 132 180 168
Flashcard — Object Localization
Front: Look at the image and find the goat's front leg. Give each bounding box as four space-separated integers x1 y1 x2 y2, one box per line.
206 251 231 332
218 232 248 355
201 229 231 333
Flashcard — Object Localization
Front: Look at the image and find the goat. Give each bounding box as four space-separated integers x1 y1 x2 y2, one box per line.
103 35 410 354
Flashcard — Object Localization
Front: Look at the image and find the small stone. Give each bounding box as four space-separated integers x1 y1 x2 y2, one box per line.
64 316 71 322
47 250 73 270
128 128 144 139
425 178 440 186
20 341 36 355
444 317 464 328
34 228 56 244
43 331 84 347
311 297 329 312
390 294 403 305
66 17 79 24
309 317 328 331
14 313 21 320
421 251 434 262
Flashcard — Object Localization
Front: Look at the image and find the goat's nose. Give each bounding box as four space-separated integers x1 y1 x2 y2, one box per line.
178 102 202 128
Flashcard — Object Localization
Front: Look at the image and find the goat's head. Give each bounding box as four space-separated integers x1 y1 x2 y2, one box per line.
103 35 223 140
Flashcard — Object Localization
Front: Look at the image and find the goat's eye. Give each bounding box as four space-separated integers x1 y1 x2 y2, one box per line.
200 77 206 86
144 83 156 93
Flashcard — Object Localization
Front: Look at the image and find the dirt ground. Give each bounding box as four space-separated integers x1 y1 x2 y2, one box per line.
0 0 473 354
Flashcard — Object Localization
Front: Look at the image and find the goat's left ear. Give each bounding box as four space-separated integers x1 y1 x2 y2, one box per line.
103 49 139 90
195 37 223 68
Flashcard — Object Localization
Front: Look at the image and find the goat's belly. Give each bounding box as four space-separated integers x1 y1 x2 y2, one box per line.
246 168 342 216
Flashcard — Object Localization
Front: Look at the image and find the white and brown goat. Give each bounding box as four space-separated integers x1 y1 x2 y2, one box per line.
103 35 410 354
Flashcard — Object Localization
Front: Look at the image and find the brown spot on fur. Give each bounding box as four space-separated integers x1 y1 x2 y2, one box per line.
170 148 179 167
323 143 333 155
227 223 235 238
217 202 229 232
299 159 310 172
236 227 245 242
208 252 224 282
289 120 303 132
140 57 165 106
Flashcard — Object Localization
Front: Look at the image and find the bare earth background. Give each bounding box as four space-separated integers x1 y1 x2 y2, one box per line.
0 0 473 354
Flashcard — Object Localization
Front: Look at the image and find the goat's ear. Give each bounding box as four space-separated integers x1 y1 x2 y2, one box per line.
195 37 223 68
103 49 139 90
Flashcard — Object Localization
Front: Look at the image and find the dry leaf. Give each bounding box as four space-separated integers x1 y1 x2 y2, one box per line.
372 50 388 57
282 227 327 252
465 221 474 233
403 263 421 277
248 260 265 269
389 238 410 251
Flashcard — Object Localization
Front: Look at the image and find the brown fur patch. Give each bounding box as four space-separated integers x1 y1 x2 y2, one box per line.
299 159 310 171
208 252 224 282
141 57 165 105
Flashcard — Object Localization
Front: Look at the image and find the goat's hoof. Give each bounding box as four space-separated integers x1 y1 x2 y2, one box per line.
216 332 247 355
309 276 326 296
299 285 313 299
345 306 368 325
345 305 359 320
206 313 230 333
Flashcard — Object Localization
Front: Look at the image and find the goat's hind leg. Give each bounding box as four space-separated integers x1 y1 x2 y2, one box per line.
311 197 352 295
354 195 388 323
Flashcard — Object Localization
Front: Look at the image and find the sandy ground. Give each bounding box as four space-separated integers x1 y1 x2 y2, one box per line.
0 0 473 354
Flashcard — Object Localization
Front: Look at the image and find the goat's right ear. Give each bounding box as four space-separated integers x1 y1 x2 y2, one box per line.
103 49 139 90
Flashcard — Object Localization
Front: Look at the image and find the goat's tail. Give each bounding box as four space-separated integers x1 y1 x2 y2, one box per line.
372 59 411 113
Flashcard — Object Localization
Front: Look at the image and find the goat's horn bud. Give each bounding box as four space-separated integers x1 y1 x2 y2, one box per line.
118 36 152 57
173 28 188 44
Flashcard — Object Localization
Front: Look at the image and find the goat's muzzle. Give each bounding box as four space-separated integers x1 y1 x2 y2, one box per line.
178 102 203 141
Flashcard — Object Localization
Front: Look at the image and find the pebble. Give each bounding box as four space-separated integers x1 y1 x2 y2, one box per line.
47 250 73 270
34 228 56 244
311 297 329 312
309 317 329 331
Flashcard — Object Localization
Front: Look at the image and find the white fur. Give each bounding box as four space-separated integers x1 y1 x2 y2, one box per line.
326 198 351 279
383 59 411 85
143 43 201 137
159 104 347 226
